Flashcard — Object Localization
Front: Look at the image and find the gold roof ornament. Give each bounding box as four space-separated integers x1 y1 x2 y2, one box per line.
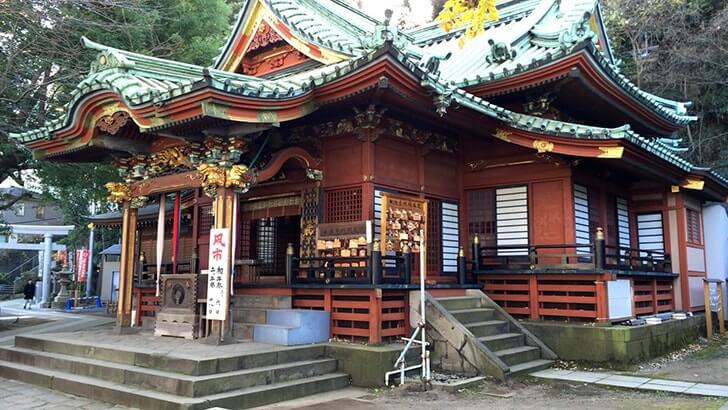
532 139 555 153
597 146 624 159
104 182 132 203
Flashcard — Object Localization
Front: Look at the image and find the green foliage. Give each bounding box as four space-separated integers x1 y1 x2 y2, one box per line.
0 0 234 246
603 0 728 175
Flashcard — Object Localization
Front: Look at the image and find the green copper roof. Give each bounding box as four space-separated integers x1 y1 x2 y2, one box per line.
10 1 725 189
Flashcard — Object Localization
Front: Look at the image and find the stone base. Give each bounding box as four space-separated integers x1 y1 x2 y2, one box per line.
523 314 706 365
111 325 141 335
154 309 198 339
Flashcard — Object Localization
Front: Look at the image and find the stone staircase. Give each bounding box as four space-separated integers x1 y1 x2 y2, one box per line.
426 291 556 379
0 334 349 410
232 294 292 340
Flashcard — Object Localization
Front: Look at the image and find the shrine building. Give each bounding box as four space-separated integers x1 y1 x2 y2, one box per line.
10 0 728 377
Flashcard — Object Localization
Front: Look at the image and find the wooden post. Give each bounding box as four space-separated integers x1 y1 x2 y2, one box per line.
371 241 382 285
719 282 726 335
595 277 608 323
457 246 466 285
471 234 481 271
209 187 236 339
402 244 412 284
704 279 713 339
117 202 138 328
594 227 605 270
285 243 294 284
370 289 382 344
528 275 539 320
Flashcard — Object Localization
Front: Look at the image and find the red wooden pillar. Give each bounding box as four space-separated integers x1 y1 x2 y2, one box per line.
651 278 659 314
323 289 333 339
528 275 539 320
370 289 382 344
595 278 608 322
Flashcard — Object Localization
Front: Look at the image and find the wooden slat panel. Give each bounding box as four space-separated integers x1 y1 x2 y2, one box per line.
538 295 596 304
332 312 370 321
332 300 371 309
487 293 530 302
538 284 595 292
484 283 529 291
332 326 369 337
503 306 530 315
538 308 597 318
382 300 405 309
293 300 325 308
382 312 406 321
634 295 653 302
382 327 406 337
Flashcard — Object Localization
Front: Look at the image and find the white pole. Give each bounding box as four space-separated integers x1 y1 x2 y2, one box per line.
41 233 53 305
85 224 95 298
419 229 428 383
155 194 166 297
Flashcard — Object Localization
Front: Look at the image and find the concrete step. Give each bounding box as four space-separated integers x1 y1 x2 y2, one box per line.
14 335 326 376
0 359 349 410
494 346 541 367
253 309 330 346
0 345 338 397
233 322 255 340
232 308 267 324
435 296 481 311
233 295 292 309
448 308 495 324
465 320 509 338
477 333 525 352
508 359 554 377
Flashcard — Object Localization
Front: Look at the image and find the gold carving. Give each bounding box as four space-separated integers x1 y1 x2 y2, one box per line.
682 178 704 190
105 182 132 203
532 140 555 153
493 128 512 142
197 163 256 197
671 185 680 193
150 146 192 169
597 146 624 159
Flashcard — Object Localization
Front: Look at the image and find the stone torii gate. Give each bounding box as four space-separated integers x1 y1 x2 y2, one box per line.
0 224 74 304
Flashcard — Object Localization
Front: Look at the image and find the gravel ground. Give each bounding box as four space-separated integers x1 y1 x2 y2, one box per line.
283 378 725 410
635 333 728 385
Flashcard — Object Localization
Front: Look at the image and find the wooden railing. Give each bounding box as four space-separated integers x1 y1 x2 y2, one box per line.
471 231 672 275
287 247 413 285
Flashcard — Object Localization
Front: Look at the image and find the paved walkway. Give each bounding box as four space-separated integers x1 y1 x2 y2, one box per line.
0 376 129 409
532 368 728 398
0 298 114 345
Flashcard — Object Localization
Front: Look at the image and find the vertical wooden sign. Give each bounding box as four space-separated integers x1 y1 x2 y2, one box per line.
206 227 230 321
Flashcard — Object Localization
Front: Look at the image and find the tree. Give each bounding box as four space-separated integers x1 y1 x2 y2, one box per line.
435 0 498 47
0 0 234 245
603 0 728 175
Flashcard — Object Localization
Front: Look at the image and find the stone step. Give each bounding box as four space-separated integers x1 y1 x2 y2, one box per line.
0 345 338 397
465 320 509 338
0 359 349 410
435 296 482 311
477 333 525 352
448 308 495 324
233 322 255 340
508 359 554 377
494 346 541 367
14 335 326 376
253 309 330 346
232 308 267 324
233 295 292 309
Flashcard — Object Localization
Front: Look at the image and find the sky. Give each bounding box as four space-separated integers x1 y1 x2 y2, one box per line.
347 0 435 28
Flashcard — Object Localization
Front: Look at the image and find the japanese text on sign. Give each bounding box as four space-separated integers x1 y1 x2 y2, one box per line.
206 228 230 321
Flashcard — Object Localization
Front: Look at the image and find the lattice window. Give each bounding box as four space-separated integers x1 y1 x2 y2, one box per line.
199 205 213 233
257 218 276 267
467 190 496 247
686 208 702 245
427 199 442 275
325 187 362 223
